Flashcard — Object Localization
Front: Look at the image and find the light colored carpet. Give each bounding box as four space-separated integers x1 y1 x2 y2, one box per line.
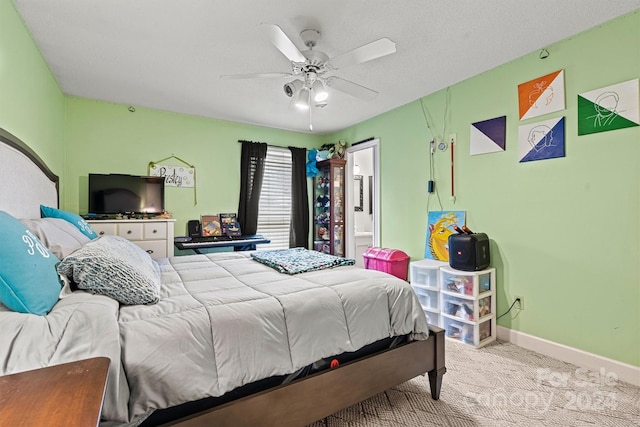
309 339 640 426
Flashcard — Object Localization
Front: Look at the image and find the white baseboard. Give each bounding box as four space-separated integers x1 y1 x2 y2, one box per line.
497 326 640 387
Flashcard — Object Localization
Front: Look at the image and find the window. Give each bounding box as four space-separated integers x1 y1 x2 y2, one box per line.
256 146 291 250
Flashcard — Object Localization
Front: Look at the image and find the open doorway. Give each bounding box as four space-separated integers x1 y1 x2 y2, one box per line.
345 139 380 267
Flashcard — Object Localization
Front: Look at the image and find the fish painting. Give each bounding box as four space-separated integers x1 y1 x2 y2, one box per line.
425 211 466 261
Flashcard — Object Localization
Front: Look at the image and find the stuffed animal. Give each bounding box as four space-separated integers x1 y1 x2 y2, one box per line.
306 149 319 177
332 140 347 159
315 195 330 207
315 213 329 225
317 140 348 160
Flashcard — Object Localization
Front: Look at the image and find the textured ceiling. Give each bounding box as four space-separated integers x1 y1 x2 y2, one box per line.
12 0 640 135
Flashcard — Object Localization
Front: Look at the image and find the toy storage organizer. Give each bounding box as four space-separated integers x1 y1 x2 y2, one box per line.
409 261 496 348
363 247 410 281
409 259 448 327
440 266 496 348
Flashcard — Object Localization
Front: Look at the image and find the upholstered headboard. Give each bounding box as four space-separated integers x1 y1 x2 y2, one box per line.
0 128 59 219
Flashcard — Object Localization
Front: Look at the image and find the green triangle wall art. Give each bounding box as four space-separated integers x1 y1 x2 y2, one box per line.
578 79 639 135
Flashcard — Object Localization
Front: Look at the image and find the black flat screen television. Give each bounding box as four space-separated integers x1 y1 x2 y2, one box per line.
88 173 165 215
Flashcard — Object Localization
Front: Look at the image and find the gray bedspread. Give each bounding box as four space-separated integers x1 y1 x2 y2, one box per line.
0 251 429 424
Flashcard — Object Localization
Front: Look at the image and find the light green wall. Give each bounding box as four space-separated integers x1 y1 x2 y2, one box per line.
329 11 640 366
64 97 322 236
0 0 65 175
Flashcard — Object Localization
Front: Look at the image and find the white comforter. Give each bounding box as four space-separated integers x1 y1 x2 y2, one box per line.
0 252 430 424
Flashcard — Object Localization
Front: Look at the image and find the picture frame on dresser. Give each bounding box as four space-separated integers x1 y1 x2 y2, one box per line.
219 213 238 235
200 214 221 236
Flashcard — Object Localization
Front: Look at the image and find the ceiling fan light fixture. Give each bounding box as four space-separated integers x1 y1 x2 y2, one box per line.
295 87 310 110
312 80 328 103
225 23 397 128
283 79 303 97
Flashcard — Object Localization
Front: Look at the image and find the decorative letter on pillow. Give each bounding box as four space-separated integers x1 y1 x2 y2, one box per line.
57 235 161 305
40 205 98 240
0 211 62 315
19 218 91 259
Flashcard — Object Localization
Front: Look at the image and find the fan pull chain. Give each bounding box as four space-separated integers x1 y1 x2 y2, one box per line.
308 91 313 132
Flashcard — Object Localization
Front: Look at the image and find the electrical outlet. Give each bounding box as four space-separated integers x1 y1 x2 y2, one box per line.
449 133 457 146
514 296 524 310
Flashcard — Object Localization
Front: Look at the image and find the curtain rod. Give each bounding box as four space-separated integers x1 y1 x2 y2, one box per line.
237 139 306 150
352 137 375 146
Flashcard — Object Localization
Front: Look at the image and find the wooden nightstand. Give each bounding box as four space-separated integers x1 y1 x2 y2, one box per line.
0 357 110 427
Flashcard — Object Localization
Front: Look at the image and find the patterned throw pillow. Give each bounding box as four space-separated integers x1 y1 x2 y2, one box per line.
40 205 98 239
0 211 62 315
57 235 161 305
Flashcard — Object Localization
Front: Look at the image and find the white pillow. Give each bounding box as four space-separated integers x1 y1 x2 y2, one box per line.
20 218 90 259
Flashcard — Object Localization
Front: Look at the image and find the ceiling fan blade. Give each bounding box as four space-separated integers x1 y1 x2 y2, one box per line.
326 77 378 101
261 23 306 63
327 38 396 70
220 72 293 80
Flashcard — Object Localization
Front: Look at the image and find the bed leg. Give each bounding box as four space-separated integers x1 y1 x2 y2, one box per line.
428 367 446 400
427 326 446 400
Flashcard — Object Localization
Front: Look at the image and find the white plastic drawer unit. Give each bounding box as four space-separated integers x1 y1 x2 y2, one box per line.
440 267 495 296
442 315 495 348
409 259 448 328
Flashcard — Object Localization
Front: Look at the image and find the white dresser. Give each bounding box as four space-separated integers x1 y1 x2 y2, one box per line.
87 219 175 259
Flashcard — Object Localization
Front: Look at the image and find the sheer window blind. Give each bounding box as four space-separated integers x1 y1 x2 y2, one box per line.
256 146 291 250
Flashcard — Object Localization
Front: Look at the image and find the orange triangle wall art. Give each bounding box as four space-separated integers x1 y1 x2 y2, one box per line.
518 70 565 121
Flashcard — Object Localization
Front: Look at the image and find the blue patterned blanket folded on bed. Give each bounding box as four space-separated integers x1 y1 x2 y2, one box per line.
251 247 355 274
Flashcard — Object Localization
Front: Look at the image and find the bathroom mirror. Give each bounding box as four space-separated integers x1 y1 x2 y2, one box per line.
354 175 363 212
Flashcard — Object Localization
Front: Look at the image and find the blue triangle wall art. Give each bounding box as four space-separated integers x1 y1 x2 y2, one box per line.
518 117 565 163
470 116 506 155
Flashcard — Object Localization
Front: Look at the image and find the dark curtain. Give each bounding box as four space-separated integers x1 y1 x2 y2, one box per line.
237 141 267 236
289 146 309 248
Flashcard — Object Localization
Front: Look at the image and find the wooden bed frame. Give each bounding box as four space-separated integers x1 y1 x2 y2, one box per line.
165 332 445 427
0 127 446 427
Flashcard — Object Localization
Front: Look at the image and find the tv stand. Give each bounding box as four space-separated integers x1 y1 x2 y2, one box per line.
87 218 175 258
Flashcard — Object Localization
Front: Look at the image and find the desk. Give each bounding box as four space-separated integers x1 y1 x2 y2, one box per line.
0 357 110 427
174 234 271 253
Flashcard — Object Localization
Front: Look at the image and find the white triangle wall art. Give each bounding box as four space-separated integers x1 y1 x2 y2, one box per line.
470 116 506 156
577 79 639 135
518 117 565 163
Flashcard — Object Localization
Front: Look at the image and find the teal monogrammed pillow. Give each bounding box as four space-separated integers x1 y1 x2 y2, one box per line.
40 205 98 240
0 210 62 315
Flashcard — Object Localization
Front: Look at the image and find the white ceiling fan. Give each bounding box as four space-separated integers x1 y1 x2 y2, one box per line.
221 23 396 131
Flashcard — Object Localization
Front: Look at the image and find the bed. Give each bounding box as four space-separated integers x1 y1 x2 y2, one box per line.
0 127 445 426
